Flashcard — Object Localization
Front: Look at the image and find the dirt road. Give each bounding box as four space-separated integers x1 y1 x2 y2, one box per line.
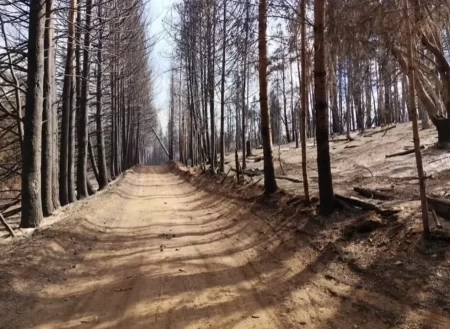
1 166 450 329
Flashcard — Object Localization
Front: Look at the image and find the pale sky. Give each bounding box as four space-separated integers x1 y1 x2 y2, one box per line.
148 0 175 131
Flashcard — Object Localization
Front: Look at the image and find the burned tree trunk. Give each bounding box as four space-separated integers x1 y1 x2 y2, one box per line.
258 0 278 194
21 0 46 228
42 0 55 217
77 0 93 199
95 0 108 190
314 0 334 215
219 0 227 173
59 0 77 206
300 0 310 204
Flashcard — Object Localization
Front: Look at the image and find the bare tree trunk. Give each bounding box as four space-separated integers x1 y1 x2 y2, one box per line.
60 0 77 206
404 0 430 238
77 0 93 199
258 0 278 194
42 0 55 217
314 0 334 215
68 77 77 203
207 0 216 171
219 0 227 173
300 0 310 204
95 0 108 189
169 70 175 161
88 134 100 186
242 0 250 169
21 0 46 228
281 35 290 144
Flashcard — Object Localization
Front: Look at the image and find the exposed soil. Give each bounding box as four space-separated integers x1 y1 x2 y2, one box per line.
1 165 450 329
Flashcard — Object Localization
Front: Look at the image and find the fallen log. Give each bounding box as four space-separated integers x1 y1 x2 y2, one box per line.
344 145 358 149
0 198 20 213
230 167 262 177
247 156 263 163
231 167 302 184
0 213 15 237
427 196 450 220
276 176 302 183
2 207 21 218
354 187 394 201
335 194 399 217
330 137 352 143
364 125 396 138
386 145 424 158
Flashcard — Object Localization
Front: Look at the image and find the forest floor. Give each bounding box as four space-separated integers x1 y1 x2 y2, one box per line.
1 158 450 328
230 122 450 205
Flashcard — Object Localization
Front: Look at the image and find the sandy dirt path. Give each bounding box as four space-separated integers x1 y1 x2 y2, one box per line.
1 167 288 329
2 166 450 329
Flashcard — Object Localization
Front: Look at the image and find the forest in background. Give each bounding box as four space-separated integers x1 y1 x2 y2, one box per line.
0 0 159 229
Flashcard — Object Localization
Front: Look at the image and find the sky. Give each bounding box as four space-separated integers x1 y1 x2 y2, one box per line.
147 0 175 131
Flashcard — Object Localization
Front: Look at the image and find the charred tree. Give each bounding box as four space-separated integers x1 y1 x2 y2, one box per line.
258 0 278 194
21 0 46 228
314 0 334 215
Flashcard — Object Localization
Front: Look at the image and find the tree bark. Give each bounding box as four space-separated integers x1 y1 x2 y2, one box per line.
404 0 430 238
77 0 93 199
21 0 46 228
95 0 108 189
258 0 278 194
314 0 334 215
59 0 77 206
41 0 55 217
300 0 310 204
219 0 227 173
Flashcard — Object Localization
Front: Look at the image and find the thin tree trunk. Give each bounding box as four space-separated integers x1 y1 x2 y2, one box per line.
208 0 216 171
42 0 55 217
88 134 100 185
59 0 77 206
404 0 430 238
77 0 93 199
96 0 108 189
219 0 227 173
258 0 278 194
242 0 250 169
68 76 76 203
300 0 310 204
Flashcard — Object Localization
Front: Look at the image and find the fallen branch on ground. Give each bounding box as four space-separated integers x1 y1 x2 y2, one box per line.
248 178 262 189
330 137 353 143
354 187 394 201
221 168 231 184
276 175 303 183
0 198 20 213
364 125 396 138
0 212 15 237
231 167 302 184
386 145 424 158
2 207 21 218
335 194 399 217
230 167 262 177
